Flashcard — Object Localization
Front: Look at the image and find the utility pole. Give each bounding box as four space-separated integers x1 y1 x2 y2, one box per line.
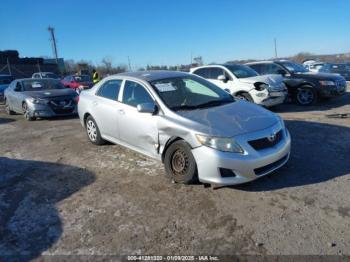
274 38 278 59
127 56 132 71
48 26 59 64
7 57 12 75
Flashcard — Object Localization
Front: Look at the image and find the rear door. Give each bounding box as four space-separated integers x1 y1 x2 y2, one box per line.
117 80 159 157
92 79 123 139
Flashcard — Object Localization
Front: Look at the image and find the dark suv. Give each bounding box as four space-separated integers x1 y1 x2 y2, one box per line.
246 60 347 105
319 63 350 81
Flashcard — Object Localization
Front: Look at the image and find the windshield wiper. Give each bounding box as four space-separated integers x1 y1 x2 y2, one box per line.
170 105 199 111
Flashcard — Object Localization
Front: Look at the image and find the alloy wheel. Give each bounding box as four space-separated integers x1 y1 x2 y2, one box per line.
297 89 314 105
87 120 97 142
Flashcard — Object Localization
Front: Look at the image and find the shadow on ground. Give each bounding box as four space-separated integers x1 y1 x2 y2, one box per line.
272 90 350 113
233 120 350 191
0 157 95 260
0 118 15 124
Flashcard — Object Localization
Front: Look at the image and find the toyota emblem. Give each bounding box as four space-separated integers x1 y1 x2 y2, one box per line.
267 133 277 142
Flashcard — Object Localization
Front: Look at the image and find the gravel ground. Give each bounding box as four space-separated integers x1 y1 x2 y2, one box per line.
0 86 350 260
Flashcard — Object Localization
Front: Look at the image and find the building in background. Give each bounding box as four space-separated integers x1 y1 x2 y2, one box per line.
0 50 63 78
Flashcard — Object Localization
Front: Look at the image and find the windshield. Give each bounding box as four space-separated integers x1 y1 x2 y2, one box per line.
225 64 259 78
281 62 309 73
22 79 65 91
151 75 235 111
73 75 91 82
41 73 60 79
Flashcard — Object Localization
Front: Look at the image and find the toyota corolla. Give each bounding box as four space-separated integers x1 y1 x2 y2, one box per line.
78 71 291 186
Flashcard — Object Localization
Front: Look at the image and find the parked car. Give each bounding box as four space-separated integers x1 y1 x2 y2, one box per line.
4 78 78 121
319 63 350 81
246 60 347 105
303 61 325 72
190 64 287 107
78 71 291 186
0 74 15 103
32 72 60 80
62 75 93 92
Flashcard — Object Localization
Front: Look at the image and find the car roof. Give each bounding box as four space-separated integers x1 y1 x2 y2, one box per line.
116 70 189 82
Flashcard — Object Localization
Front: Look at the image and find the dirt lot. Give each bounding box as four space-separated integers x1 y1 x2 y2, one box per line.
1 86 350 259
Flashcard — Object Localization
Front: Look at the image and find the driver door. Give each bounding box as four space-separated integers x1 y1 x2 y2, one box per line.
117 80 159 157
207 67 234 93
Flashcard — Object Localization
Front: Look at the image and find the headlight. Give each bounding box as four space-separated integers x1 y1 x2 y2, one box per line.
319 80 335 86
28 98 47 104
195 134 244 153
254 82 268 91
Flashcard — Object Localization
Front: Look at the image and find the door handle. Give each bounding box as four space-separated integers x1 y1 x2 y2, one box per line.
118 109 125 115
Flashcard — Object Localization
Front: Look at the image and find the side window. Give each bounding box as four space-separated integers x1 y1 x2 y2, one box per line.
97 80 122 100
122 80 153 107
207 67 224 79
266 64 285 74
15 82 22 91
193 68 209 78
249 64 262 74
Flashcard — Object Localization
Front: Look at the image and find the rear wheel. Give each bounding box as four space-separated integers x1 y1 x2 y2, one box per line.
235 92 253 102
5 99 15 115
22 102 36 121
85 116 105 145
296 86 317 105
164 140 197 184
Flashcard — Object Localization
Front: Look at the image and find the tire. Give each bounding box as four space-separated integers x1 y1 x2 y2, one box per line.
235 92 253 102
22 102 36 121
85 116 105 145
164 140 198 184
5 99 15 115
296 86 318 105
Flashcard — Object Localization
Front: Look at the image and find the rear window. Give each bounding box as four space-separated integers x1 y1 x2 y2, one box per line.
73 75 91 82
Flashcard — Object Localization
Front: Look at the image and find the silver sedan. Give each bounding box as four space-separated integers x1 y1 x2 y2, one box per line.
4 78 78 121
78 71 291 186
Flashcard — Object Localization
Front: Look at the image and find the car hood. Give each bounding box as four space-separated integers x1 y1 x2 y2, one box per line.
239 74 284 85
23 88 76 99
293 72 345 80
175 101 280 137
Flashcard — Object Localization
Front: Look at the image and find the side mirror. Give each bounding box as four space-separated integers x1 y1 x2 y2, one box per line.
217 75 228 83
137 102 157 114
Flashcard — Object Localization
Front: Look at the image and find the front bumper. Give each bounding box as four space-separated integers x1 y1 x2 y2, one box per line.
192 123 291 186
251 89 288 107
319 84 347 98
27 102 77 118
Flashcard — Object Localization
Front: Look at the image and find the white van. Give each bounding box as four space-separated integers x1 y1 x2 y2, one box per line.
190 64 287 107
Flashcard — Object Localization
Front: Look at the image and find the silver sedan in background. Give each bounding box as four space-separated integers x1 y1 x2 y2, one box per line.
78 71 291 186
4 78 78 121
